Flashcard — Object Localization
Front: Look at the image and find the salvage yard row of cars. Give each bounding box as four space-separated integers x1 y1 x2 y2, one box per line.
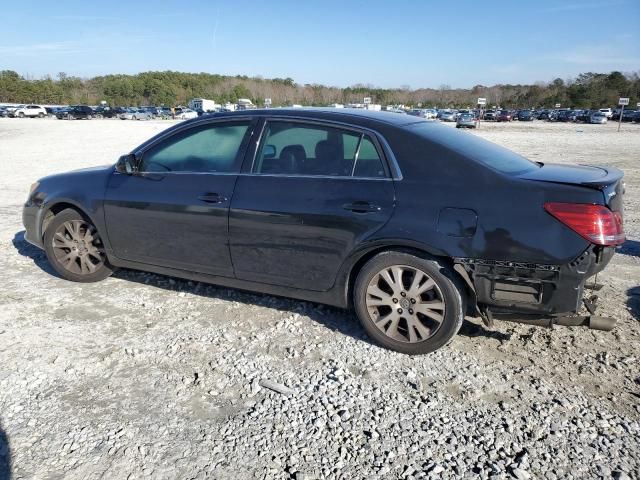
0 104 199 120
434 107 640 126
2 103 639 125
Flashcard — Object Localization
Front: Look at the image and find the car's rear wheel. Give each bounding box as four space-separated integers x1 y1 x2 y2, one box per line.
354 251 464 355
18 112 25 118
44 209 114 282
38 112 44 118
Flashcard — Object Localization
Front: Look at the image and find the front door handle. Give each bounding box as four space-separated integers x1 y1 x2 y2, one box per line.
198 193 228 204
343 201 381 213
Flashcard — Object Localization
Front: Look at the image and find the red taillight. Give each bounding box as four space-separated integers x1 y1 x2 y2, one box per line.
544 202 625 246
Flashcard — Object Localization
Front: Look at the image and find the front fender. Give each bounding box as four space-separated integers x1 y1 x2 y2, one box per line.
30 165 114 249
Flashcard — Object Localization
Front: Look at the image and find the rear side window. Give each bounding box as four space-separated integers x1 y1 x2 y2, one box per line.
254 121 387 178
353 136 386 178
140 121 250 173
408 122 539 175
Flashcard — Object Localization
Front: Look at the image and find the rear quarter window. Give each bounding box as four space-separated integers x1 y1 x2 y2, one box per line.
407 122 539 175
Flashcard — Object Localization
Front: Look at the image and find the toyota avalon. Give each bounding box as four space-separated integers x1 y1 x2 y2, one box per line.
23 109 625 354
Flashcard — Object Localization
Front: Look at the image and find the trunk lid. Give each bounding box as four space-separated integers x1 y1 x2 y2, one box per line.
518 163 624 211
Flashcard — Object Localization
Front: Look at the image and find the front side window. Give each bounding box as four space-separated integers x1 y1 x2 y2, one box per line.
253 121 387 178
139 122 250 173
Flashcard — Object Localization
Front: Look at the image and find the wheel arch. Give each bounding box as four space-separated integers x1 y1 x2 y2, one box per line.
341 242 474 314
40 200 98 241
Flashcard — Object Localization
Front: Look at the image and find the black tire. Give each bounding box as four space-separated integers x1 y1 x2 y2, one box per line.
38 112 44 118
18 112 25 118
43 209 114 283
353 251 464 355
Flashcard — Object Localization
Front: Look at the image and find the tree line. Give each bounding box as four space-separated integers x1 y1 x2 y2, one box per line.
0 69 638 109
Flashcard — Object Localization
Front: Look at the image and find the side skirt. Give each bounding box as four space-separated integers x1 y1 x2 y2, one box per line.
107 256 349 309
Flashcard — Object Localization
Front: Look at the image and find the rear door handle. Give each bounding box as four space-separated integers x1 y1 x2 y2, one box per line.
343 201 381 213
198 193 228 204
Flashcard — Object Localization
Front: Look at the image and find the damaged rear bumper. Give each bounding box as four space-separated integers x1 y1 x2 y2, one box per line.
455 245 615 317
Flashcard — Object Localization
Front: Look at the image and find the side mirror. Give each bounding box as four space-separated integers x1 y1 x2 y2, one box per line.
116 153 137 174
262 144 276 159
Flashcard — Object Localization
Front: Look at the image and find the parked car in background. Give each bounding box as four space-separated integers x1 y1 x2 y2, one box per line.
10 104 47 118
4 105 23 116
94 106 125 118
439 110 457 122
599 108 613 118
0 106 11 117
139 106 158 118
456 113 476 128
590 112 608 124
408 109 437 120
570 110 589 122
496 110 512 122
517 110 534 121
56 105 94 120
622 110 636 122
611 109 624 121
175 108 198 120
575 110 592 123
537 110 550 120
483 110 497 121
633 111 640 123
555 110 572 122
119 108 152 120
22 108 625 355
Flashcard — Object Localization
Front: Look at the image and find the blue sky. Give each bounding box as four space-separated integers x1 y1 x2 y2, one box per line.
1 0 638 88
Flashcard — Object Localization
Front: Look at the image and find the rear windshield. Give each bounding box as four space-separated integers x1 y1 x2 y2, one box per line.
407 122 540 175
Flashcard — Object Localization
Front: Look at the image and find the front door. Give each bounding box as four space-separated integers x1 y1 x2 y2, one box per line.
104 119 254 277
229 119 395 291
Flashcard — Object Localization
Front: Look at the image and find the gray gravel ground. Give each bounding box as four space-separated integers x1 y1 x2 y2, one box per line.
0 118 639 479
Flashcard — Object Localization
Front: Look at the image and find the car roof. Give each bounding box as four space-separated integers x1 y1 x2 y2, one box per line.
193 108 425 128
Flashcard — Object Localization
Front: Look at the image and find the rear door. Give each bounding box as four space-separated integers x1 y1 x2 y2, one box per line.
229 119 395 291
104 118 255 277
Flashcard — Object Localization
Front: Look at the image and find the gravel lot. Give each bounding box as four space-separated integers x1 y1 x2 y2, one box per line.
0 117 639 480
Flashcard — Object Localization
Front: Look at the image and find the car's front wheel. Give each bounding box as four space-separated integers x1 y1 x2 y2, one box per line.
354 251 464 355
44 209 114 282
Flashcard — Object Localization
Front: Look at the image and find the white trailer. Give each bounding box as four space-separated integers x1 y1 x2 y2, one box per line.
189 98 218 112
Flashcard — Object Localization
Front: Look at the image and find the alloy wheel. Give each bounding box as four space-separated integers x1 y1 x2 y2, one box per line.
366 265 446 343
51 220 106 275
